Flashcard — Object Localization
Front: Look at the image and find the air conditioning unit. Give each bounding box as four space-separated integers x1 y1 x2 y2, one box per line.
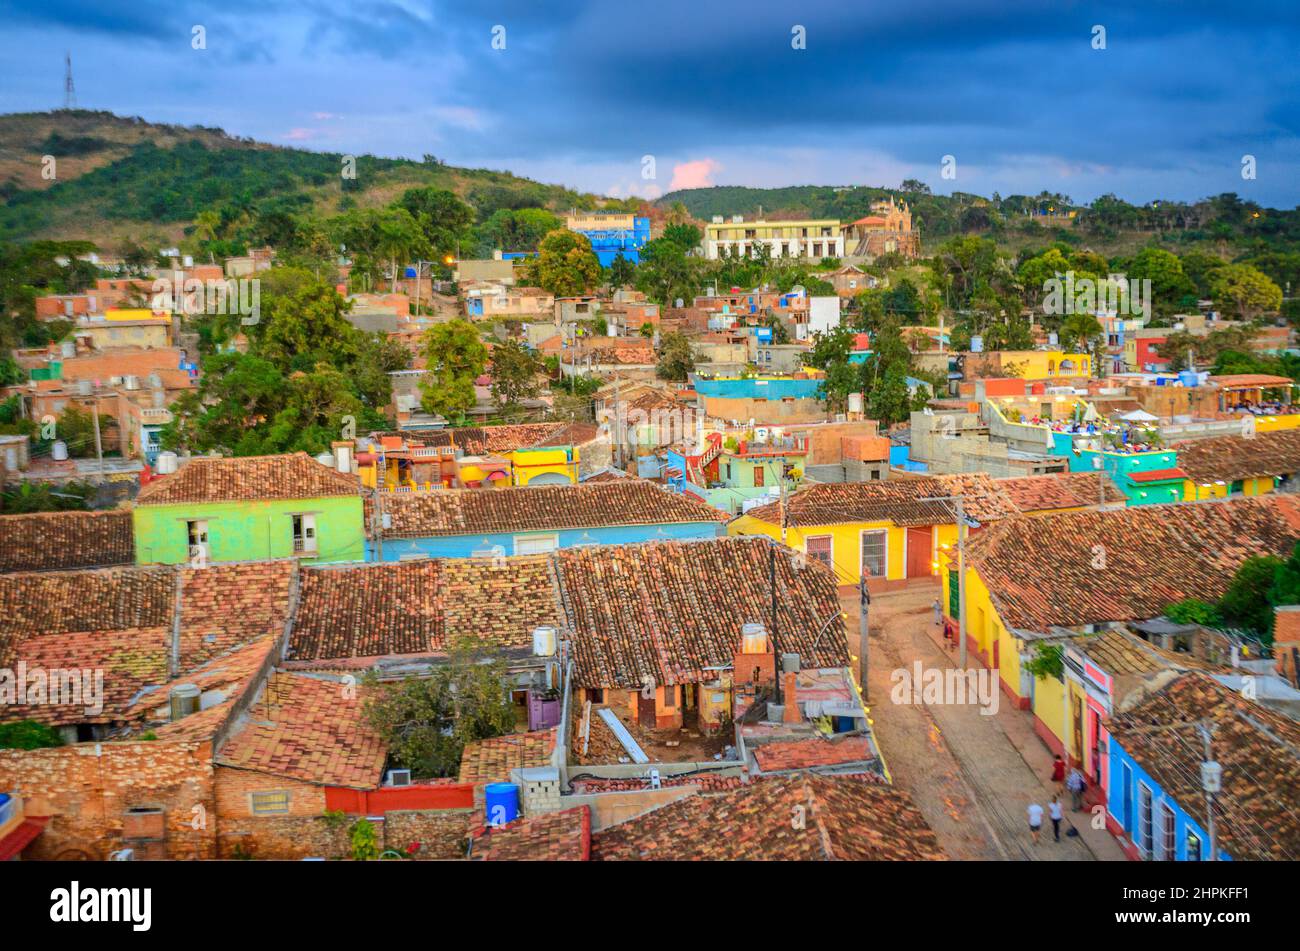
648 769 661 789
385 769 412 788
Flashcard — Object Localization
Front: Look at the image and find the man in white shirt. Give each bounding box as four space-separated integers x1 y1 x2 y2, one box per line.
1049 796 1064 842
1027 802 1044 844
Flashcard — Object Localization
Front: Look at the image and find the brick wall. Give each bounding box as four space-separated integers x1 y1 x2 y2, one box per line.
0 740 215 860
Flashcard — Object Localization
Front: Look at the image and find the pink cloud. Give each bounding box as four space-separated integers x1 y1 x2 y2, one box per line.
669 158 722 191
284 127 318 141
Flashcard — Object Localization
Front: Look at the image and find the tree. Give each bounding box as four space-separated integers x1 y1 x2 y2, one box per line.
479 207 561 253
655 331 695 381
1058 313 1104 353
419 319 487 420
0 720 65 750
1210 263 1283 320
489 339 544 414
362 637 515 779
868 362 922 427
661 222 702 250
635 237 701 305
527 230 601 297
1219 555 1284 639
605 253 636 289
397 187 474 260
1128 247 1196 317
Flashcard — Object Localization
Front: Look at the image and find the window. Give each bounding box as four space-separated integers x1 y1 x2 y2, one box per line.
1138 784 1154 859
861 530 887 579
292 514 317 554
250 791 290 815
1185 828 1203 861
514 533 559 556
806 536 833 570
753 466 764 487
1160 802 1176 860
662 686 675 708
187 519 209 565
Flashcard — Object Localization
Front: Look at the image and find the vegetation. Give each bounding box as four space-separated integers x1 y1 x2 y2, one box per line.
1165 542 1300 644
418 319 488 422
655 331 695 381
0 720 65 750
0 480 94 514
362 637 515 779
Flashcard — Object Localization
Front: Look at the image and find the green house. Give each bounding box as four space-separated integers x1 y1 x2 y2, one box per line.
133 452 366 566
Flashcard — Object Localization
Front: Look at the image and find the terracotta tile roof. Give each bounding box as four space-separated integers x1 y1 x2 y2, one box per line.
0 510 134 573
553 537 849 689
374 481 726 538
406 423 576 455
135 452 363 505
286 557 559 662
965 496 1300 633
1208 374 1295 388
177 561 294 667
1174 429 1300 485
1108 672 1300 861
753 736 876 772
592 774 945 861
471 805 590 861
457 729 557 785
995 473 1124 512
569 774 747 793
216 671 388 789
0 565 175 643
1127 467 1191 483
744 474 1014 529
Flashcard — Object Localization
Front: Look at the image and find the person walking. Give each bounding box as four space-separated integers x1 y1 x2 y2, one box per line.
1049 796 1063 842
1027 801 1044 845
932 598 942 627
1051 753 1065 784
1066 767 1086 811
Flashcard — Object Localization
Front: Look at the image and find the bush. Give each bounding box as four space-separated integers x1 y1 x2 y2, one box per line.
0 720 65 750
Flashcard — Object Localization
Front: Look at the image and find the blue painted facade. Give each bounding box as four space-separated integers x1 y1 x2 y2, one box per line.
1107 732 1228 861
889 444 927 472
693 378 824 400
577 217 651 267
365 520 722 561
1056 444 1183 506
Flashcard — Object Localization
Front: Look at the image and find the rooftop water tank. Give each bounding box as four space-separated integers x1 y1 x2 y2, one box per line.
169 684 200 721
61 341 76 358
155 451 179 474
740 623 769 654
532 625 557 657
315 452 335 468
484 783 520 827
124 375 140 390
1178 370 1199 388
51 440 68 461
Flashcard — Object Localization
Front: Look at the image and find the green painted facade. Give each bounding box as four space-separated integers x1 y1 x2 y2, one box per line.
133 495 366 565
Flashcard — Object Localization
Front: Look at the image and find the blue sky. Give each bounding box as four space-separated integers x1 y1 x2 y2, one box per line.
1 1 1297 206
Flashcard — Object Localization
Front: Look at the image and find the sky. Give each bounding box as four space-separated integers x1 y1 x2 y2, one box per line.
0 1 1297 207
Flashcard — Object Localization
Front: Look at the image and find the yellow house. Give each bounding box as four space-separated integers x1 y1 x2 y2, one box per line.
990 349 1093 380
1173 428 1300 501
728 474 1017 587
944 495 1300 727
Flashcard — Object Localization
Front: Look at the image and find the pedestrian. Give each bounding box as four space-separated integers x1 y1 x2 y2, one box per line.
1066 767 1086 811
1027 801 1044 845
932 598 942 627
1051 753 1065 784
1049 795 1063 842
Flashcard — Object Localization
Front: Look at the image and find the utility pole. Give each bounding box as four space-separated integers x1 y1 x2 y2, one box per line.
859 571 870 701
90 397 105 484
769 541 781 704
64 52 76 110
1198 720 1220 861
372 448 385 562
956 494 968 669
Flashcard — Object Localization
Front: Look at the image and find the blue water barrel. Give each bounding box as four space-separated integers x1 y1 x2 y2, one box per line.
484 783 520 826
1178 370 1199 388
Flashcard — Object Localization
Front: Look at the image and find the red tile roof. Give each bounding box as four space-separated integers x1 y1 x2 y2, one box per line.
1127 467 1190 483
1174 429 1300 485
1208 374 1294 388
744 474 1016 528
0 509 134 573
395 423 588 455
0 565 175 643
592 774 945 861
216 671 388 789
457 729 557 785
471 805 590 861
995 472 1124 512
136 452 363 505
553 537 849 688
965 496 1300 633
374 481 726 538
752 736 876 772
1108 673 1300 861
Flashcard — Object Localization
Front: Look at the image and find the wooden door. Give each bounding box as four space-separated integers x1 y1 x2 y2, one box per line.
638 691 656 730
906 526 933 578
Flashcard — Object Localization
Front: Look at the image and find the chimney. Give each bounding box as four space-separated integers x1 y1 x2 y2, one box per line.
782 671 800 723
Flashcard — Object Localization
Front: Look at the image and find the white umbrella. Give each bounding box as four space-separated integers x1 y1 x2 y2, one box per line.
1121 409 1159 422
1082 403 1100 422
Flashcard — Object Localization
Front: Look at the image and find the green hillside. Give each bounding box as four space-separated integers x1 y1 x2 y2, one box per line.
0 110 597 248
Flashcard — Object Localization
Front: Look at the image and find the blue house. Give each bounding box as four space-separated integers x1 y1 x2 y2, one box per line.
571 217 651 267
366 480 726 560
1104 672 1298 861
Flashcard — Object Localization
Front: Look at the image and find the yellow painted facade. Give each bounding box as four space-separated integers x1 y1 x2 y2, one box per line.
1182 475 1275 501
1252 414 1300 433
939 556 1024 699
729 513 957 585
993 350 1093 380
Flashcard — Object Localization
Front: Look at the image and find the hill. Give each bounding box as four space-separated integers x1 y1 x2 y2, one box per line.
0 110 595 247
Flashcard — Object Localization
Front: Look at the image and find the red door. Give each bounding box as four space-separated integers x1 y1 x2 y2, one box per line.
905 526 933 578
638 691 656 730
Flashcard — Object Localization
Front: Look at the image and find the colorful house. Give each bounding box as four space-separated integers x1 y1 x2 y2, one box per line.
1105 672 1300 861
366 480 727 559
133 453 366 565
943 496 1300 717
1173 429 1300 500
730 474 1018 588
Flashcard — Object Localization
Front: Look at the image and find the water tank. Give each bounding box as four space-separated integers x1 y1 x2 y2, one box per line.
51 440 68 461
169 684 201 721
124 375 140 390
484 783 520 826
315 451 335 468
532 625 557 657
335 444 353 474
740 622 769 654
1178 370 1199 388
970 335 984 353
155 451 179 474
847 392 864 414
76 379 92 396
61 341 76 358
